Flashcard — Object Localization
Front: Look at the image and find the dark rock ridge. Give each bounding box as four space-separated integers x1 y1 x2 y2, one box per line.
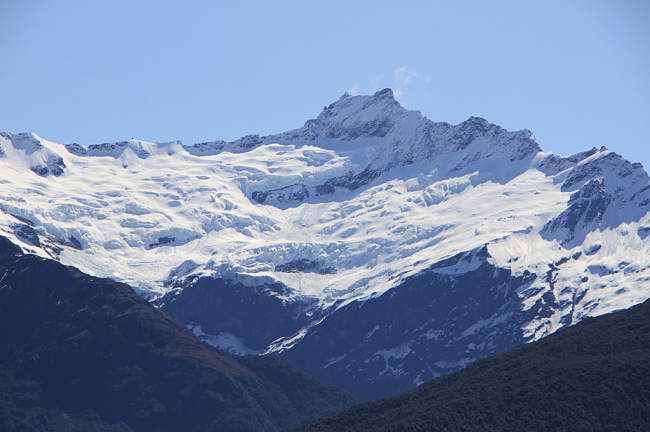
542 178 611 245
0 236 358 432
66 140 152 159
252 184 310 204
12 223 40 247
30 154 66 177
541 151 650 246
275 259 337 275
0 132 67 177
535 146 600 175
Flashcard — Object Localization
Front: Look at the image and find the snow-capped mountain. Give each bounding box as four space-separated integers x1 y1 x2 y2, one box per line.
1 89 649 399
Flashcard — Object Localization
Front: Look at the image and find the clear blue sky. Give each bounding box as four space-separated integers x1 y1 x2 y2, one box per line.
1 1 649 169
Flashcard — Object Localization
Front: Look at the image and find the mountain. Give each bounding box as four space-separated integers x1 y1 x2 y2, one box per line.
292 298 650 432
1 89 649 399
0 236 358 432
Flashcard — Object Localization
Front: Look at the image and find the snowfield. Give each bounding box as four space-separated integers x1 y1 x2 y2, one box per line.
1 90 650 398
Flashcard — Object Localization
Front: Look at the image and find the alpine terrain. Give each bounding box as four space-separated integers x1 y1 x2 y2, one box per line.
293 298 650 431
0 235 358 431
1 89 649 399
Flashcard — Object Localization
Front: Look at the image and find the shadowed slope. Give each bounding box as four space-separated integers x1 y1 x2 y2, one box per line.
0 236 358 432
293 299 650 431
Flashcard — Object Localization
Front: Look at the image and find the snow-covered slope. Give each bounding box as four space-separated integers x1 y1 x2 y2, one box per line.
2 90 649 399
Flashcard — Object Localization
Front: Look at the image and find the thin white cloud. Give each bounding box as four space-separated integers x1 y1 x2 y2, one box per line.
351 69 427 101
348 75 382 97
393 66 424 103
394 67 417 86
369 75 383 93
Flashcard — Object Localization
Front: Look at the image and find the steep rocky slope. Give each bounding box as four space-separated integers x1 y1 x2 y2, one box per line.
0 236 357 432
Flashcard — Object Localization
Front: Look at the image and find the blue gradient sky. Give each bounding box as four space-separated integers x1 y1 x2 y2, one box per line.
1 1 648 168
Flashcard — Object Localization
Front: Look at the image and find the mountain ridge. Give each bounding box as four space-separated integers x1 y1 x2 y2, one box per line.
292 297 650 431
0 235 358 431
1 89 649 399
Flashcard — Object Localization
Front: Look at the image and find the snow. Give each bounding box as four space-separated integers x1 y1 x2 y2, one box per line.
367 343 413 377
190 325 261 355
323 354 347 369
1 90 649 343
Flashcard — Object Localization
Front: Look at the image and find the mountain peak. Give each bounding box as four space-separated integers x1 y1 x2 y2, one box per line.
275 89 406 149
373 87 395 99
336 87 395 104
1 91 649 401
459 116 493 131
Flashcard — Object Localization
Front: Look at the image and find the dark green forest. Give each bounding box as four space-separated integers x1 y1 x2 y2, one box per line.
0 236 357 432
294 298 650 431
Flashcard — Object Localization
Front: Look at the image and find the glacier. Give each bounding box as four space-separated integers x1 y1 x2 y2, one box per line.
1 89 649 399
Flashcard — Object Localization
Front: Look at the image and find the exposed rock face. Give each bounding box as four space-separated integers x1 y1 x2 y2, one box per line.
541 152 650 247
1 89 650 401
274 248 541 400
0 132 67 177
159 247 543 400
249 90 542 204
293 299 650 432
